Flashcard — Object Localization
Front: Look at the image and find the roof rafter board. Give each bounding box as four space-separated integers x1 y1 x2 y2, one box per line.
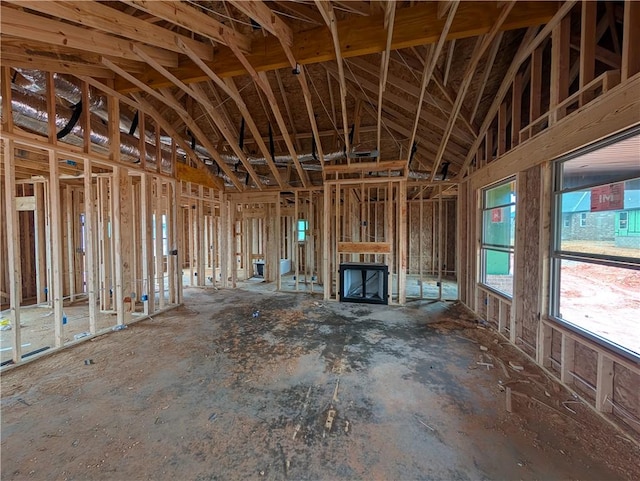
456 2 579 180
0 48 115 79
159 88 243 191
429 1 517 181
397 49 479 136
469 31 504 123
4 0 214 61
222 78 285 188
408 1 460 163
330 62 473 147
0 6 178 68
100 56 187 117
378 2 397 154
224 36 310 187
120 0 252 52
229 1 325 165
354 56 476 140
227 0 292 47
315 0 351 157
130 42 263 189
114 1 558 92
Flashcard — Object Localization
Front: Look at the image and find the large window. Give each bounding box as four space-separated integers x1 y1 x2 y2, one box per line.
480 178 516 297
552 128 640 359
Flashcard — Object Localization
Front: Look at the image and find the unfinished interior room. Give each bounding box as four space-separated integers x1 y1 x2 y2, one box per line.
1 1 639 479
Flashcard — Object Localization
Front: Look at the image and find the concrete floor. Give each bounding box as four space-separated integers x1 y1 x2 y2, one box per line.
1 287 638 480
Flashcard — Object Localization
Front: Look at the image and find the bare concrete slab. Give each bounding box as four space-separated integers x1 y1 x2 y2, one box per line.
1 287 638 480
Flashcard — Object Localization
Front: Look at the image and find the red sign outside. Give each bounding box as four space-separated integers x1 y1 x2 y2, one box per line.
590 183 624 212
491 208 502 223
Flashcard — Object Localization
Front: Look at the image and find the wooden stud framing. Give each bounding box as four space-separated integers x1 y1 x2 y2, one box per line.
48 150 64 347
622 0 640 80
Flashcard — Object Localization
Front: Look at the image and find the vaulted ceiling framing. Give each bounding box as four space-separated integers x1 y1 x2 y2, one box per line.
2 1 625 192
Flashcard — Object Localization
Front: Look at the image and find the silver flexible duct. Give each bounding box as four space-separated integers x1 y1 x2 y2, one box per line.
5 86 171 168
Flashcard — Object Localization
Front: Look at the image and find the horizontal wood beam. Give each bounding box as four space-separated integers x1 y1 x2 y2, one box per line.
1 5 178 68
338 242 392 254
176 162 224 190
115 1 558 92
5 0 214 61
324 160 407 174
120 0 252 53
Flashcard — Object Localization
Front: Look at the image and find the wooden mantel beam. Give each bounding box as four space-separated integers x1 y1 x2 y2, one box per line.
115 1 559 93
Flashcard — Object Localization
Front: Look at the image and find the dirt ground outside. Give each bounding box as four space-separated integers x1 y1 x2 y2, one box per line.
2 287 639 480
558 240 640 356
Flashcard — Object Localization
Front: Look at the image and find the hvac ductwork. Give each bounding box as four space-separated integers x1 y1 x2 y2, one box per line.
5 85 172 169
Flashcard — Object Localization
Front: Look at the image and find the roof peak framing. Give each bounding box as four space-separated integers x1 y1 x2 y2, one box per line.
115 1 559 93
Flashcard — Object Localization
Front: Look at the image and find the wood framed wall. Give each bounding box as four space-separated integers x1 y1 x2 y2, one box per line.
457 1 640 436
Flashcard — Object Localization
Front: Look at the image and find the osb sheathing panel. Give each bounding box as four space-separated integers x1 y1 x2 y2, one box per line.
551 327 562 373
520 165 541 351
445 200 456 273
574 342 598 401
613 363 640 434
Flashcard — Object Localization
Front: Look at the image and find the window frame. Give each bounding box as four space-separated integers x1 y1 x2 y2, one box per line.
550 127 640 361
479 176 517 299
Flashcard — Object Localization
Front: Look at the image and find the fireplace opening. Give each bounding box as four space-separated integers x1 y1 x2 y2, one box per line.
339 263 388 305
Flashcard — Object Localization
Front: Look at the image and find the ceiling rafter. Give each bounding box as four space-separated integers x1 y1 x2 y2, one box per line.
469 32 504 123
159 88 244 190
75 74 225 190
112 1 559 93
223 35 310 187
315 0 351 158
5 0 214 62
119 0 252 52
430 1 517 181
100 56 187 117
408 1 460 163
350 56 474 143
130 44 264 190
456 1 579 180
230 1 326 167
326 62 471 156
377 1 397 156
222 78 286 188
0 5 177 67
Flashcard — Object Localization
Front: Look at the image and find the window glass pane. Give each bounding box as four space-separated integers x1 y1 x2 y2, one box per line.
297 219 308 242
557 259 640 356
558 179 640 259
484 180 515 208
482 249 514 297
482 207 515 247
560 132 640 190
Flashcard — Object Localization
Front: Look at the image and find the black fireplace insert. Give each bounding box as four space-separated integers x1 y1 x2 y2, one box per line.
339 262 388 305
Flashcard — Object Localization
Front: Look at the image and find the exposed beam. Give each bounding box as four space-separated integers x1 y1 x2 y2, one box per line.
443 40 456 86
224 37 310 187
430 1 516 180
232 1 326 166
120 0 252 52
1 5 178 68
408 2 459 164
350 56 476 142
5 0 214 61
100 56 187 118
129 93 225 191
377 2 397 155
159 89 243 190
115 1 559 93
315 0 351 157
227 0 292 47
469 32 503 123
223 78 286 188
130 43 264 189
457 1 578 180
